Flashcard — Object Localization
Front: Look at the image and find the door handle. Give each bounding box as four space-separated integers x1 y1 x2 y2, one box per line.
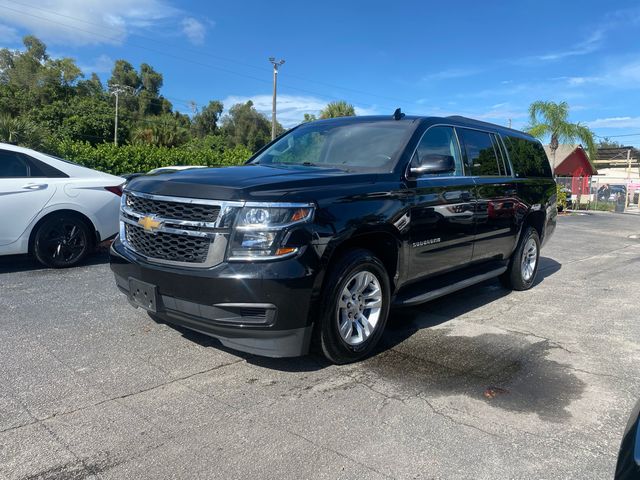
22 183 48 190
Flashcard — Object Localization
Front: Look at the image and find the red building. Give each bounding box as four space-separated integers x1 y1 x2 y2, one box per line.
544 144 597 196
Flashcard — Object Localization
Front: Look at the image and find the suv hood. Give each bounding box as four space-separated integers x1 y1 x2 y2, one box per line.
125 164 378 202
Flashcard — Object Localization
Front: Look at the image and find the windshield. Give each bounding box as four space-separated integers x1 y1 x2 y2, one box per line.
250 120 412 172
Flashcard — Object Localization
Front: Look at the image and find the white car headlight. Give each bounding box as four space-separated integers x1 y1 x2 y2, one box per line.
229 203 314 260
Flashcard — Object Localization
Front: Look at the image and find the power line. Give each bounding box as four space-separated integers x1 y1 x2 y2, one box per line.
594 132 640 138
0 2 410 109
6 0 415 105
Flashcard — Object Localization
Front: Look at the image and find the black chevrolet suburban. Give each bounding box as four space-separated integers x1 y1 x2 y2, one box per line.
110 113 556 364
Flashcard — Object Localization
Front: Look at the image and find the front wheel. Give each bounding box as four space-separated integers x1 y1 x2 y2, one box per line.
500 227 540 291
318 249 390 364
33 215 92 268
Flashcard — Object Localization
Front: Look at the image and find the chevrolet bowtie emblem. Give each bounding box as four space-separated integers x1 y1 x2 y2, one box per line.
138 215 162 233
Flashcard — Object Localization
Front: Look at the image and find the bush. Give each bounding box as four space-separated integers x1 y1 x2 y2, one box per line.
556 183 567 211
589 202 615 212
46 139 253 176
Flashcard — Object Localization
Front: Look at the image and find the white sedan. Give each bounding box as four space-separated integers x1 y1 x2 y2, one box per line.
0 143 124 268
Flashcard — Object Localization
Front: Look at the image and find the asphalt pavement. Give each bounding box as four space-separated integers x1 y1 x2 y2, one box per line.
1 212 639 479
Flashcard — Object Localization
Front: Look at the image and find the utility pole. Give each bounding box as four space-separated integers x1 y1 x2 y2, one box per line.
109 84 130 146
269 57 285 140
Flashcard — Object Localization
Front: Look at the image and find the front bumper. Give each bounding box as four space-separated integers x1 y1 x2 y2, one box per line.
110 237 319 357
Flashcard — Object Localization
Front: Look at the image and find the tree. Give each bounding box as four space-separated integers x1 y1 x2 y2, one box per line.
140 63 162 95
108 60 141 91
131 113 190 147
76 73 104 97
221 100 277 151
0 114 43 148
597 137 623 149
303 113 317 123
319 101 355 119
527 101 596 162
192 100 224 137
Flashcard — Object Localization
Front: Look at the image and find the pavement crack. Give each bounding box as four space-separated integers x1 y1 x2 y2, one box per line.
503 328 577 354
0 358 245 436
415 395 502 439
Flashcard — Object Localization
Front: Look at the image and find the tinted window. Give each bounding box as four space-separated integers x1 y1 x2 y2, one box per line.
491 133 511 176
411 126 463 175
252 121 412 173
0 150 29 177
504 136 553 178
25 155 68 178
457 128 501 176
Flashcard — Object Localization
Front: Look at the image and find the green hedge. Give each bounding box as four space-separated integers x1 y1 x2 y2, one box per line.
47 139 253 176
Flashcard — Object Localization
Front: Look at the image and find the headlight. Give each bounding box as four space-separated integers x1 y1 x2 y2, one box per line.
228 203 314 260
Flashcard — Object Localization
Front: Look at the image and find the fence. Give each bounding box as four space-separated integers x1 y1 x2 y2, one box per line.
557 175 640 212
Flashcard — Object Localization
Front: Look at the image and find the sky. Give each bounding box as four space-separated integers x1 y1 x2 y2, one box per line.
1 0 640 145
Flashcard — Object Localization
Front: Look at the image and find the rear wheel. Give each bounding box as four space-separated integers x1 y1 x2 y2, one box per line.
500 226 540 291
33 215 92 268
318 249 390 364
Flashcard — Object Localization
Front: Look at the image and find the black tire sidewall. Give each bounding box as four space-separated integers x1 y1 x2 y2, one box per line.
511 227 540 290
319 249 390 364
34 215 91 268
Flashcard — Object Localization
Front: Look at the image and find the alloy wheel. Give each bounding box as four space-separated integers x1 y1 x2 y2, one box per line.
336 270 383 346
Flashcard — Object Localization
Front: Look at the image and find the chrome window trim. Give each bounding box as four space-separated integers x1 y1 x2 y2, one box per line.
497 134 519 178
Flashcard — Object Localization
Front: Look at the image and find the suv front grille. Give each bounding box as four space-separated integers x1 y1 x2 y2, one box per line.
124 224 210 264
120 191 240 267
125 195 220 223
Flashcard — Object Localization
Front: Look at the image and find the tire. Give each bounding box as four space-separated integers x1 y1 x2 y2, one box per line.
500 226 540 291
317 249 391 364
33 214 92 268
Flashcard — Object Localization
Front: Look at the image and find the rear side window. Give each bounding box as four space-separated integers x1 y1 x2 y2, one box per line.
457 128 502 176
0 150 30 177
0 150 68 178
504 136 553 178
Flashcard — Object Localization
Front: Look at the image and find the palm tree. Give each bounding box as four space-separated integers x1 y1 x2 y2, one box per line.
319 101 356 119
527 101 596 163
0 115 43 148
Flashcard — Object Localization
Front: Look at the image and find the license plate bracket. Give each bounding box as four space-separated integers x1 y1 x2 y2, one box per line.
128 278 158 313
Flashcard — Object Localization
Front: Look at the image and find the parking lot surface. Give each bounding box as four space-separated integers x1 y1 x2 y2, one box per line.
1 212 639 479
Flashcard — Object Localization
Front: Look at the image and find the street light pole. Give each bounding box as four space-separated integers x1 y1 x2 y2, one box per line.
269 57 285 140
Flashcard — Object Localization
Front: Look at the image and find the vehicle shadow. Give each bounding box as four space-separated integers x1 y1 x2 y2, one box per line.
0 249 110 274
173 325 332 372
380 256 562 352
167 256 562 374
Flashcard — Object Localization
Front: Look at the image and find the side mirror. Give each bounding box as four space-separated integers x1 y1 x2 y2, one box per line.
409 154 456 177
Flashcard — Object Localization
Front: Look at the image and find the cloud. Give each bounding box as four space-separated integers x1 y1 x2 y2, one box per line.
181 17 206 45
0 0 180 46
561 60 640 89
0 23 20 44
221 94 378 127
422 68 480 82
79 54 113 74
534 30 604 62
524 6 640 64
585 117 640 129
